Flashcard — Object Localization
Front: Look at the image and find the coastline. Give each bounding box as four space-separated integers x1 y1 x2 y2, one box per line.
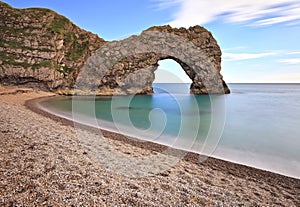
1 89 299 206
26 94 299 180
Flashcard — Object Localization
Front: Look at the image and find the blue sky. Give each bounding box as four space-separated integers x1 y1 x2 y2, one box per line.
3 0 300 83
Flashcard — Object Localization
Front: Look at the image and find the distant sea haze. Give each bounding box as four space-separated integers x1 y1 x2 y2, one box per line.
40 83 300 179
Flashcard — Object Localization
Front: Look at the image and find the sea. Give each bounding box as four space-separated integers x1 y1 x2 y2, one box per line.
39 83 300 179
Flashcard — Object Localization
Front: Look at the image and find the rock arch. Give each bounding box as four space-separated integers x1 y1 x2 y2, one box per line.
76 25 230 95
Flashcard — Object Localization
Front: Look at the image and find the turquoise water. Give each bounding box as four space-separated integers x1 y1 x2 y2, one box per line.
40 84 300 178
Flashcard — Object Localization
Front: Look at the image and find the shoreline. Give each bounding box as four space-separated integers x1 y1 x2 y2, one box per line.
1 89 299 206
27 93 299 180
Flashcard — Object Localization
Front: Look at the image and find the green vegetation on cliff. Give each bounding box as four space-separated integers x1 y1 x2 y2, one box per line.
0 2 105 89
49 15 70 34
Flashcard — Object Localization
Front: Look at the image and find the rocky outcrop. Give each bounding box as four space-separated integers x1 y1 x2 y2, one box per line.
0 2 230 94
76 25 230 95
0 2 105 90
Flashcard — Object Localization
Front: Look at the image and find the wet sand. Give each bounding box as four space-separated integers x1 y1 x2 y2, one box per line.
0 88 299 206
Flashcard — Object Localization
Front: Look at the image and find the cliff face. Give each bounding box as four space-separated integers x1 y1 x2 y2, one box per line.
0 2 105 90
0 2 230 94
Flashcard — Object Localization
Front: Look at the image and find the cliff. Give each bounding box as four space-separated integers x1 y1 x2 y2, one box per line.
0 2 105 90
0 2 230 94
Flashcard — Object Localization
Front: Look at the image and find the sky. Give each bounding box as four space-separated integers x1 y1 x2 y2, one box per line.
3 0 300 83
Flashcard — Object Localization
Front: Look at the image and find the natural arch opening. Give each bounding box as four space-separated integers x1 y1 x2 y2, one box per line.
153 59 192 94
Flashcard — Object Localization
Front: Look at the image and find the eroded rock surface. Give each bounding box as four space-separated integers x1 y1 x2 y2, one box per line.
0 2 230 95
0 2 105 90
77 25 230 95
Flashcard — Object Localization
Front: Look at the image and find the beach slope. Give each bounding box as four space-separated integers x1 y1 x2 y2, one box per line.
0 89 299 206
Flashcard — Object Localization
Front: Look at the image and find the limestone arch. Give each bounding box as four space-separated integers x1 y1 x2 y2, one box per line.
76 26 230 95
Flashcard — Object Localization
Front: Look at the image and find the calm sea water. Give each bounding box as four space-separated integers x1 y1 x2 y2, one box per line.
40 84 300 178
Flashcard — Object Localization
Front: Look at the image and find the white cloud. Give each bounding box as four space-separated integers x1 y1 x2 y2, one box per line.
223 50 300 62
223 52 277 61
155 0 300 27
278 58 300 64
151 0 182 10
255 5 300 25
287 52 300 55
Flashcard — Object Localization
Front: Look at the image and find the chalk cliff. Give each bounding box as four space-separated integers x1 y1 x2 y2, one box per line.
0 2 230 94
